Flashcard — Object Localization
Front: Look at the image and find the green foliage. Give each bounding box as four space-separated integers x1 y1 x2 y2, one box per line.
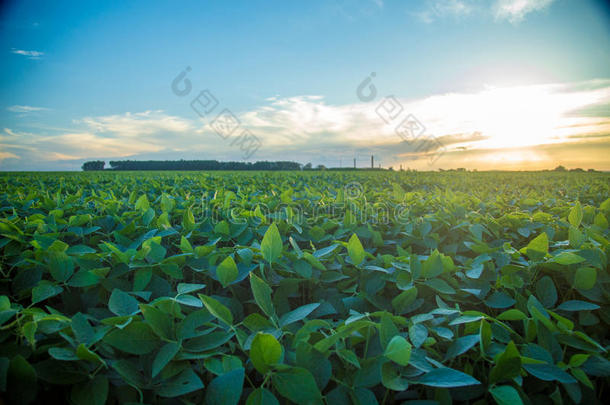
250 333 282 374
0 170 608 404
261 222 283 264
384 335 412 366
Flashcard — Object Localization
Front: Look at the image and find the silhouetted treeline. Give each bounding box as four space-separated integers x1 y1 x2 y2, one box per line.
81 161 105 171
81 160 303 171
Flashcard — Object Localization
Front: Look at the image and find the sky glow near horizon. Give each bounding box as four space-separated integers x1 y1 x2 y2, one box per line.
1 0 609 170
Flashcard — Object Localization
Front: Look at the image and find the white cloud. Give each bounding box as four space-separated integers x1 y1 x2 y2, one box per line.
7 105 49 113
413 0 556 24
49 132 164 158
0 151 20 161
413 0 475 23
10 49 44 59
494 0 555 23
78 110 193 137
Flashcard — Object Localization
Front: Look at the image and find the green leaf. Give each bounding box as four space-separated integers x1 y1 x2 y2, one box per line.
31 282 63 304
424 278 456 294
177 283 206 295
422 250 444 278
594 212 608 228
569 226 585 248
76 344 106 366
490 341 521 384
497 309 527 321
182 207 196 232
103 321 159 355
416 367 481 387
250 333 282 374
152 342 180 377
108 289 139 317
551 251 585 265
217 256 238 288
135 194 150 211
246 388 280 405
204 368 245 405
48 251 74 282
68 269 101 287
480 319 492 354
379 313 400 349
568 201 583 227
156 368 204 398
161 193 175 213
261 223 282 263
23 321 37 347
490 385 523 405
180 236 193 253
535 276 557 308
574 267 596 290
445 334 480 361
347 233 365 266
296 342 332 390
140 304 173 339
66 244 96 255
49 347 78 361
381 362 409 391
249 273 274 318
272 367 322 405
214 220 230 236
525 232 548 260
71 375 108 405
183 331 234 352
384 336 412 366
71 312 96 345
279 303 320 327
199 294 233 326
112 359 146 387
391 287 418 314
523 363 577 383
409 323 428 348
556 300 600 311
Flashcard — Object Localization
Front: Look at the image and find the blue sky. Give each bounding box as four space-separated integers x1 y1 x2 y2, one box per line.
1 0 609 170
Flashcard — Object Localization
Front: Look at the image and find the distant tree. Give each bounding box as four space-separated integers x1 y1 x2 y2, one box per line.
304 163 312 170
588 168 596 172
82 161 105 171
105 160 302 171
570 168 584 172
388 166 394 171
553 165 567 172
316 164 327 170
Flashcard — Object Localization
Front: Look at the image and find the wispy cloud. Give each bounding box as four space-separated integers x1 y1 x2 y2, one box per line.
7 105 49 113
10 49 44 59
78 110 193 137
494 0 555 23
0 152 20 161
414 0 474 23
413 0 556 24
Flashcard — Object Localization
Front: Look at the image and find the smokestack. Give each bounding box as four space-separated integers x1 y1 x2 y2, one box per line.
371 155 374 169
354 158 356 169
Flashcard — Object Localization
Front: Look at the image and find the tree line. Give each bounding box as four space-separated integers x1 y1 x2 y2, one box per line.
81 160 303 171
